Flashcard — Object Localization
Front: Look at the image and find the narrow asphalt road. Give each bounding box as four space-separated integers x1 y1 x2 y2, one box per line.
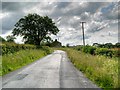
2 50 100 88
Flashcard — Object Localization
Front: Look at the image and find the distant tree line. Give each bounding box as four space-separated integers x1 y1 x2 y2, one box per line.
93 43 120 48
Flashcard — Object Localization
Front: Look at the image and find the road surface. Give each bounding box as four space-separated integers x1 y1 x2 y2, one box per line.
2 50 100 88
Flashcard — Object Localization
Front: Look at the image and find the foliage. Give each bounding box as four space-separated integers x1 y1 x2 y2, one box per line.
12 13 59 45
1 48 53 76
41 36 54 46
0 42 36 55
6 35 16 42
0 36 6 42
74 45 119 58
93 42 120 48
115 43 120 48
66 43 70 47
95 48 112 57
82 45 96 55
61 48 119 88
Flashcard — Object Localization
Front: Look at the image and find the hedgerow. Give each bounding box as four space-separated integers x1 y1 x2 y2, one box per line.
0 42 36 55
75 45 119 58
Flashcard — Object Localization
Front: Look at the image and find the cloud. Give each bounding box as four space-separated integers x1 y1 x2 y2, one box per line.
2 11 25 34
1 1 119 45
2 2 39 13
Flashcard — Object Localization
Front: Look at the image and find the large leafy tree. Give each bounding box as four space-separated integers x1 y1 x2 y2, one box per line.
12 13 59 45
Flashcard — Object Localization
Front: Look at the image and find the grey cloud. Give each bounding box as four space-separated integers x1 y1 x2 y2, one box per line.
56 2 71 9
87 22 109 33
1 1 118 45
64 2 108 16
2 12 25 34
101 2 119 20
1 2 40 34
2 2 39 13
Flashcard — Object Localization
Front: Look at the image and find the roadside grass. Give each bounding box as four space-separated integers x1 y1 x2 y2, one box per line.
1 47 53 76
60 48 119 89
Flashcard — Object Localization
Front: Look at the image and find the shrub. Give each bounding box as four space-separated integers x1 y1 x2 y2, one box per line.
75 45 119 58
82 46 96 55
95 48 119 58
1 42 36 55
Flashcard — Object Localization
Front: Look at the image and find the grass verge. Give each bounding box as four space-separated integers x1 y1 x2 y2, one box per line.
60 48 118 89
1 47 53 76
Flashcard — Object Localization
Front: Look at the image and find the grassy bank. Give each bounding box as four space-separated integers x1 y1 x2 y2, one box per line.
1 47 53 76
60 48 118 89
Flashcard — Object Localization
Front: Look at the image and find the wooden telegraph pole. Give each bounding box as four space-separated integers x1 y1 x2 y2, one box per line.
80 22 86 46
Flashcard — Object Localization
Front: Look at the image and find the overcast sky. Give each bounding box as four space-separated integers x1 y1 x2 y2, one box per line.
0 0 119 46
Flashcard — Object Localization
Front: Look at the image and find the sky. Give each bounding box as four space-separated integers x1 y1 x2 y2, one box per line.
0 0 120 46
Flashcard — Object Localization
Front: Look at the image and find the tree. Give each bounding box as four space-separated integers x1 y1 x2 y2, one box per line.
12 13 59 45
104 43 113 48
66 43 70 47
40 36 53 46
93 43 99 47
115 42 120 48
0 36 6 42
6 35 16 42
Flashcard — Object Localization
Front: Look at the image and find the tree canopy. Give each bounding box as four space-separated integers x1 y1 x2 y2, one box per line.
6 35 16 42
12 13 59 45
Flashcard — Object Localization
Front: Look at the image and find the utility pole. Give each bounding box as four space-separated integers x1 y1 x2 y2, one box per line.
80 22 86 46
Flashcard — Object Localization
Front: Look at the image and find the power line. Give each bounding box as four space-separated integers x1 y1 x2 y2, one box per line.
80 22 86 46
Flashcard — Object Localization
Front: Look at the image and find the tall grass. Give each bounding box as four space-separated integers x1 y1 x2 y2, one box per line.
1 48 53 76
61 48 118 89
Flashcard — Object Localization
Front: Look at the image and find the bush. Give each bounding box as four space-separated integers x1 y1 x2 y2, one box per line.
41 46 53 54
95 48 119 58
95 48 109 56
82 46 96 55
74 45 119 58
112 49 120 57
0 42 36 55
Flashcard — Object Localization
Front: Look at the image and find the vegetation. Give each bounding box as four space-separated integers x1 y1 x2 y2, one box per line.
0 42 36 55
1 46 53 76
0 14 60 76
93 42 120 48
0 13 119 89
0 36 6 42
12 13 59 45
60 48 119 89
6 35 16 42
74 45 119 58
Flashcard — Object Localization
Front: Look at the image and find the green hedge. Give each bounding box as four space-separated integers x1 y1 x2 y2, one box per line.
82 46 96 55
0 43 37 55
75 45 119 58
95 48 119 58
